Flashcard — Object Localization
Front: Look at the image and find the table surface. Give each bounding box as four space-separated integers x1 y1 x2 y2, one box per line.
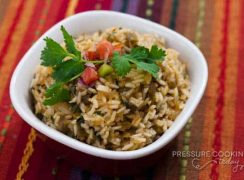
0 0 244 179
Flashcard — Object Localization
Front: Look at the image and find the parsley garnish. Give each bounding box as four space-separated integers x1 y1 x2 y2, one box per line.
111 45 166 78
41 26 103 105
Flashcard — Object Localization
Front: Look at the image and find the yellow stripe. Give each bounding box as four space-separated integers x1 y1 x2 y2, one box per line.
194 0 205 48
179 0 205 179
16 129 37 180
65 0 79 17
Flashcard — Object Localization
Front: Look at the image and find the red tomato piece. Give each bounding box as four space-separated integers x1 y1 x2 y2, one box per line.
84 51 98 60
81 67 99 85
96 40 113 60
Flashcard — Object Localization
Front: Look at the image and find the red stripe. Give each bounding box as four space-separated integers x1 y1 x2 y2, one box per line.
0 0 25 67
38 151 58 180
2 115 29 180
0 114 25 179
152 0 165 23
44 0 66 32
75 0 97 12
137 0 148 18
0 0 69 178
100 0 113 10
0 137 4 142
75 0 112 13
231 1 244 179
18 1 71 179
0 0 45 178
0 106 13 132
4 0 70 179
0 0 45 135
211 0 230 179
1 0 116 179
21 1 70 178
55 0 69 22
22 138 58 180
57 159 73 180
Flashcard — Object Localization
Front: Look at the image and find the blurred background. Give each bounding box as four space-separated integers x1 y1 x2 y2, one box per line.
0 0 243 179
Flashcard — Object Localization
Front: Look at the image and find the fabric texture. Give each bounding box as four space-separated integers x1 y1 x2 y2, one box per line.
0 0 243 179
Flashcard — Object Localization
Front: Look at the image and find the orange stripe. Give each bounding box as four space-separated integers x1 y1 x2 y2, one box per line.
218 0 240 179
0 0 11 25
0 0 37 100
199 1 225 179
160 0 172 26
173 0 198 41
182 0 199 41
0 0 22 53
65 0 79 17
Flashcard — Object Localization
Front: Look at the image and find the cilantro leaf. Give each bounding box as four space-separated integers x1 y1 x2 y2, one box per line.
111 45 165 78
130 46 149 60
41 37 68 67
148 45 166 62
112 52 131 76
44 83 70 105
135 61 160 78
130 45 166 63
60 26 81 59
52 60 84 82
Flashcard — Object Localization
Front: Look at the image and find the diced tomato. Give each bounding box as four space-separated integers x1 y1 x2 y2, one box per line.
84 51 98 60
81 67 99 85
113 44 123 54
96 40 113 60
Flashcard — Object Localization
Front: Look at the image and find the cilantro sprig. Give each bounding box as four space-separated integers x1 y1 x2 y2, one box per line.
43 83 70 106
40 26 166 106
111 45 166 78
41 26 103 105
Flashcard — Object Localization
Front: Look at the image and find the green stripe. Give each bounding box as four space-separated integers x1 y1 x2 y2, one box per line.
169 0 179 30
195 0 205 47
179 0 206 179
5 115 12 122
1 129 7 136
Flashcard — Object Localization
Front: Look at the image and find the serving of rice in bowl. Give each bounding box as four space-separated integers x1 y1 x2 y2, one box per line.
10 11 208 174
31 26 190 151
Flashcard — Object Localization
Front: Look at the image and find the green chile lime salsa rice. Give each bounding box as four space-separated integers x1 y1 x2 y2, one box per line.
31 26 190 151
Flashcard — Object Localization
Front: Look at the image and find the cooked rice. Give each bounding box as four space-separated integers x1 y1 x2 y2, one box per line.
31 27 190 151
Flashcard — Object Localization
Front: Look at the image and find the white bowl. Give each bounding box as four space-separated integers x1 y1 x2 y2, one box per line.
10 11 208 160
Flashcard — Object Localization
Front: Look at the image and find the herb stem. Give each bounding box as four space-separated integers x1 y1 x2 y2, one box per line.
67 53 79 60
67 53 104 64
81 59 104 64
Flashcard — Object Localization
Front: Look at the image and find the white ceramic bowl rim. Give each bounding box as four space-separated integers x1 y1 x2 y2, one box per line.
10 10 208 160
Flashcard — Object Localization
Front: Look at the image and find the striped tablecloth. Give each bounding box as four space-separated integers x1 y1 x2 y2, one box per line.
0 0 244 179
